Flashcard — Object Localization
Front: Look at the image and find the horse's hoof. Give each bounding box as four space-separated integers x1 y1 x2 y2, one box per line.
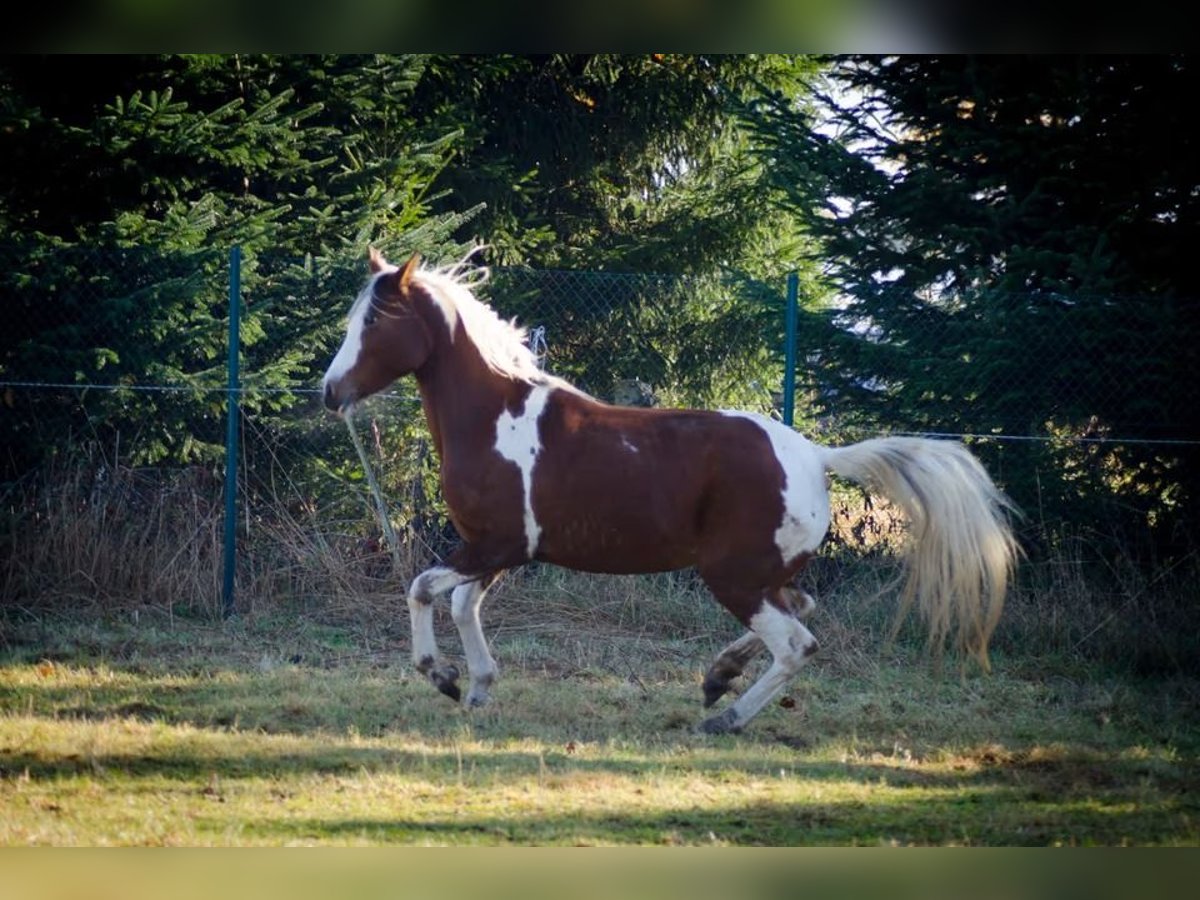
697 708 742 735
430 665 461 702
701 675 730 709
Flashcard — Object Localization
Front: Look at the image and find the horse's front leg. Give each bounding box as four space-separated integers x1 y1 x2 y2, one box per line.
407 566 474 701
450 571 503 707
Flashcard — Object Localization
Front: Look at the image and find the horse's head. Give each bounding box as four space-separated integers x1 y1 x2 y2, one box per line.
322 249 436 413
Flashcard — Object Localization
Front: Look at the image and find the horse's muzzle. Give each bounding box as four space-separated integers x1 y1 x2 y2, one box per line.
322 381 343 413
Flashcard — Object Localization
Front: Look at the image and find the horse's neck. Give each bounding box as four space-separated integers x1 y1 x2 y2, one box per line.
414 345 525 461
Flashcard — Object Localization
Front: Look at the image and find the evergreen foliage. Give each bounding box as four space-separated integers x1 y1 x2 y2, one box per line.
745 55 1199 551
408 54 815 273
8 54 1190 554
0 55 479 470
399 55 822 428
0 54 817 548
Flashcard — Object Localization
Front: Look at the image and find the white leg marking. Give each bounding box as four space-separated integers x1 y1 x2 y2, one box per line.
702 600 817 733
782 585 817 620
451 581 499 707
721 411 831 566
703 631 767 707
711 631 766 679
409 566 472 602
716 630 766 662
731 603 817 725
494 385 551 557
407 566 473 669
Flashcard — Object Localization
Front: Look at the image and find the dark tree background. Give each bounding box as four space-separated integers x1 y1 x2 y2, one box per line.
0 54 812 470
2 54 1196 554
746 55 1199 554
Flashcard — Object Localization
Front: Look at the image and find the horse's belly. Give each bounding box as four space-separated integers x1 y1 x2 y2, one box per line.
533 510 697 574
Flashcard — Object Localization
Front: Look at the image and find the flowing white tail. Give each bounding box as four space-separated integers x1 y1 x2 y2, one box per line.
819 437 1019 669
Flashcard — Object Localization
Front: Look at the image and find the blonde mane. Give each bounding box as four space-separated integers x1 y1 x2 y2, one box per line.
413 260 546 383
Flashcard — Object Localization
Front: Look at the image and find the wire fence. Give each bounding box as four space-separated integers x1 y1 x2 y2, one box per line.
232 260 790 596
2 242 1197 616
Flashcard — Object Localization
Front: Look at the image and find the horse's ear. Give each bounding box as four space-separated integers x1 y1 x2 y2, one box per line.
398 252 421 288
368 246 388 273
376 251 421 305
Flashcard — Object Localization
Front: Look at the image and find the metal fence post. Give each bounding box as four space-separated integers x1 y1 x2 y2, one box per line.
221 246 241 618
782 271 799 427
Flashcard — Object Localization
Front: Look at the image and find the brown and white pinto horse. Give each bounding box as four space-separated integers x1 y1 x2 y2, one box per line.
322 249 1018 734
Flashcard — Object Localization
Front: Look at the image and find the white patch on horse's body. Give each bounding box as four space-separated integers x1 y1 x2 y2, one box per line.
495 385 552 556
721 411 830 565
621 436 639 454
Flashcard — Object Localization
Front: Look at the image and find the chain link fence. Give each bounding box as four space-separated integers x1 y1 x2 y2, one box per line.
787 287 1200 557
233 260 789 616
0 245 788 617
2 242 1197 619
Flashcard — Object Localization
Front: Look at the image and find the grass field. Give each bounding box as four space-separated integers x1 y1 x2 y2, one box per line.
3 562 1198 847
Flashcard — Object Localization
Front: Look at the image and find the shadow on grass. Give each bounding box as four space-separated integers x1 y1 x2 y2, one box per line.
238 784 1198 846
5 655 1200 844
2 708 1196 796
0 740 974 787
3 736 1197 845
5 721 1197 844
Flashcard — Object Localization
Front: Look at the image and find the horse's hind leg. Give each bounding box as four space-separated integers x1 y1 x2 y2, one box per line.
450 572 502 707
700 587 815 708
698 587 819 735
702 633 765 708
783 585 817 621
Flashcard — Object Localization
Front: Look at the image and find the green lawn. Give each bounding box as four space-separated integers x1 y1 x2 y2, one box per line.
2 609 1197 846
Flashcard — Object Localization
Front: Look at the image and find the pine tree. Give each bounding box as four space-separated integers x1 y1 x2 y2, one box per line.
406 54 815 273
395 54 823 414
744 55 1200 550
0 55 477 471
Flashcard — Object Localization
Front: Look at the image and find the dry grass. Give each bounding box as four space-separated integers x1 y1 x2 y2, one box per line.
990 533 1200 677
3 453 1199 847
2 607 1198 846
5 452 1199 682
1 450 226 618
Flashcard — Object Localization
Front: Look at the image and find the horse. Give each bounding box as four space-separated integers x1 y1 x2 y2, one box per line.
322 249 1019 734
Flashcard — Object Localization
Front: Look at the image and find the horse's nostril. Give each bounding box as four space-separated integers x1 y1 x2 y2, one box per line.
323 382 337 411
